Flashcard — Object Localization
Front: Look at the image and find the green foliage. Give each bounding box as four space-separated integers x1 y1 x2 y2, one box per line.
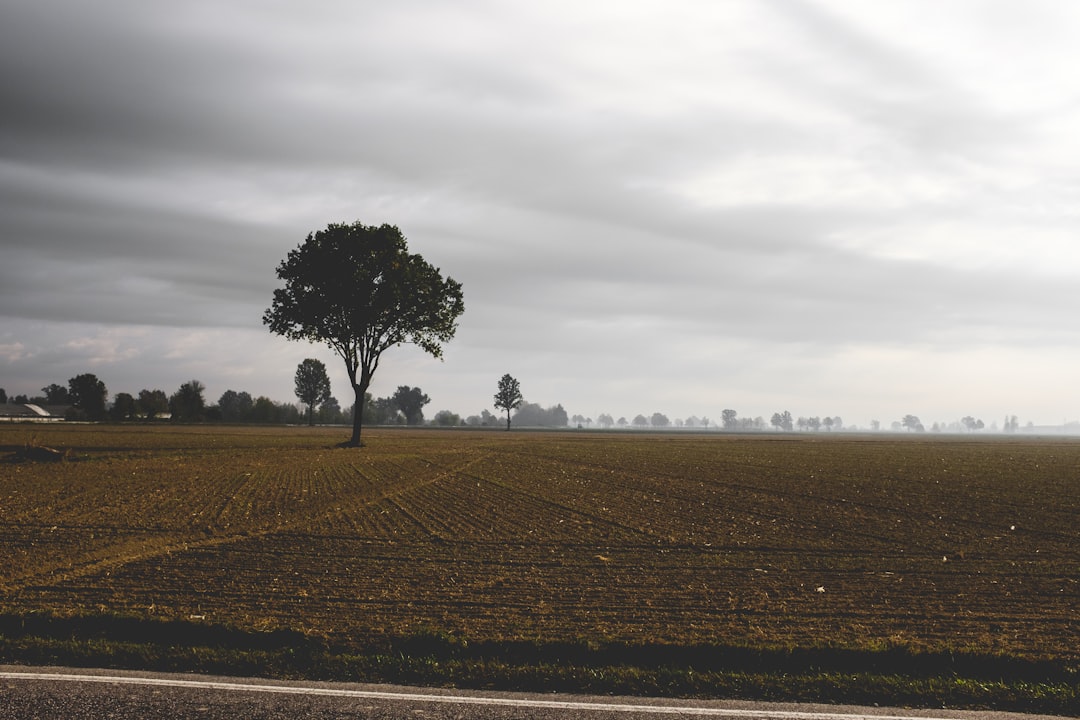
169 380 206 422
316 396 345 424
217 389 254 422
136 389 169 419
264 222 464 445
294 358 332 425
42 383 70 404
250 396 300 424
511 401 568 427
392 385 430 425
67 373 107 420
432 409 461 426
363 393 401 425
110 392 137 421
494 374 523 430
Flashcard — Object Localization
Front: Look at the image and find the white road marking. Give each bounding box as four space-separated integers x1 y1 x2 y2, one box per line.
0 670 964 719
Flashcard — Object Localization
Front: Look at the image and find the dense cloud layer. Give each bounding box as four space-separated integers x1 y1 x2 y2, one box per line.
3 1 1080 426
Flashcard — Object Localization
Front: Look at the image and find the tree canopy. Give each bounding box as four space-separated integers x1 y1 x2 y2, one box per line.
493 374 523 430
264 221 464 446
770 411 794 432
392 385 430 426
42 383 70 404
68 373 107 420
170 380 206 422
294 358 332 426
137 389 169 419
512 402 568 428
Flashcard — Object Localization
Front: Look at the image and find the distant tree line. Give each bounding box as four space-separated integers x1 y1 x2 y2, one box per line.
0 376 1031 435
362 385 431 426
459 403 568 428
0 373 324 425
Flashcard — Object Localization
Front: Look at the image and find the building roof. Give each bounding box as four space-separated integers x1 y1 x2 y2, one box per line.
0 403 70 418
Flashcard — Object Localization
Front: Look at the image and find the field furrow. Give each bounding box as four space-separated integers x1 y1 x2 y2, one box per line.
2 426 1077 662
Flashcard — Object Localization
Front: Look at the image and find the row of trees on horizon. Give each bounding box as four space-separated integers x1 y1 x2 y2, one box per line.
1 371 1028 434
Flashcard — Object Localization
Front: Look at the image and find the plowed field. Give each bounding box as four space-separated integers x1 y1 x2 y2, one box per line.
1 425 1076 660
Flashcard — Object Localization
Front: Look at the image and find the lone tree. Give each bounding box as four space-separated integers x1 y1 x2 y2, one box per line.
68 373 107 420
264 221 464 446
170 380 206 422
295 358 332 426
42 383 70 404
902 414 924 432
137 389 169 419
392 385 430 426
493 373 522 430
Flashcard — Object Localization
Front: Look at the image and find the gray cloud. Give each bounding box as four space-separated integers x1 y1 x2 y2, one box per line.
3 0 1080 425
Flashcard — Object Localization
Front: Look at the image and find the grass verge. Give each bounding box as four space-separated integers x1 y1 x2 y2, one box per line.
0 612 1077 715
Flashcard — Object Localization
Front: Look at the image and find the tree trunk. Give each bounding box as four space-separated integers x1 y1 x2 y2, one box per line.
347 383 366 446
505 410 511 431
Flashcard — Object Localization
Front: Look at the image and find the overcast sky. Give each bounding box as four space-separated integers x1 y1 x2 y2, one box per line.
3 0 1080 428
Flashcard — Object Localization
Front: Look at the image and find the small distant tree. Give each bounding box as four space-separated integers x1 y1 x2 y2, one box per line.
110 392 137 421
632 414 648 427
364 394 403 425
721 409 738 430
250 396 280 424
170 380 206 422
650 412 670 428
295 358 332 426
596 413 614 428
0 388 6 404
901 414 924 432
218 390 254 422
465 409 499 426
432 410 461 426
263 221 464 447
493 374 523 430
137 389 169 419
68 373 108 420
511 402 567 427
392 385 431 426
771 411 793 432
42 383 70 404
318 396 344 424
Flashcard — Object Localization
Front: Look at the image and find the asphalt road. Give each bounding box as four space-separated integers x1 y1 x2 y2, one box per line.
0 667 1064 720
